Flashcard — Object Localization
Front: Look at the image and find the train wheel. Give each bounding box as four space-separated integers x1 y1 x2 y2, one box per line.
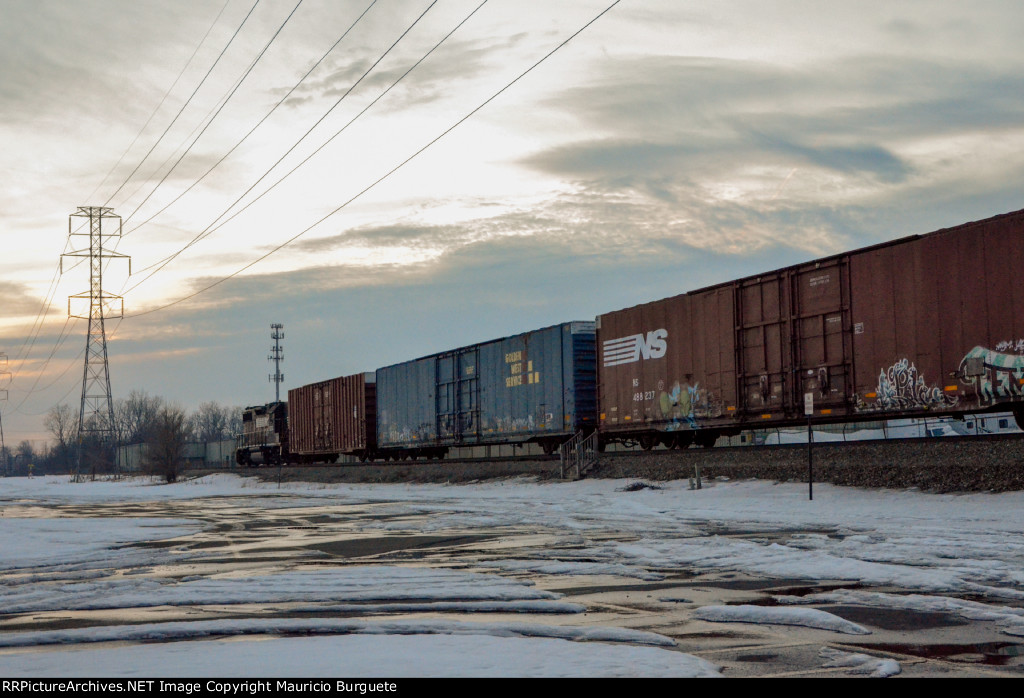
1014 406 1024 431
542 441 556 456
677 431 695 449
639 434 658 451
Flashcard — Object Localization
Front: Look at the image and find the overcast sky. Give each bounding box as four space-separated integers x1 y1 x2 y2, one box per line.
2 0 1023 444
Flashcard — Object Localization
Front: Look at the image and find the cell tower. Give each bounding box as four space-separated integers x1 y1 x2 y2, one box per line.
269 324 284 402
61 207 130 480
0 352 9 477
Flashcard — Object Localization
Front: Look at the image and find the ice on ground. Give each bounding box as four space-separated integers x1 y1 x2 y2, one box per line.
820 648 901 677
0 567 568 615
0 617 678 650
0 517 202 571
0 633 720 678
779 589 1024 637
693 605 871 635
5 474 1024 676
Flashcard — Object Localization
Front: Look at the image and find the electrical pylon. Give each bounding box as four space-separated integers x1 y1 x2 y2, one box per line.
269 323 284 403
61 207 130 481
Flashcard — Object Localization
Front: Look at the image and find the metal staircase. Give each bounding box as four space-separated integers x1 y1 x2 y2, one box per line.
559 431 599 479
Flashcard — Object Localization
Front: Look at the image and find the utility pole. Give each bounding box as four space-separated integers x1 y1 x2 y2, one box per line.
0 352 9 477
269 323 284 403
62 207 130 481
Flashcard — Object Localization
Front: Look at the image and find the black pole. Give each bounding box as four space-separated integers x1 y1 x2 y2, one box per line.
808 416 814 501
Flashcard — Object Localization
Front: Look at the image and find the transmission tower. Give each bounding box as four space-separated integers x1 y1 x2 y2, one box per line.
0 352 9 477
61 207 130 481
269 323 284 403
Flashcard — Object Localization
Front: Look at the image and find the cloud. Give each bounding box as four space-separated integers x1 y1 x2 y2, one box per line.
277 28 530 111
0 282 59 319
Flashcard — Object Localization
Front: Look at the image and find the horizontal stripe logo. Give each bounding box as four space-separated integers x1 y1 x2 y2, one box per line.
602 329 668 366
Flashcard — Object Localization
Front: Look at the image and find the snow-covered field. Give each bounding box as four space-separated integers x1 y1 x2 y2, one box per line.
2 473 1023 677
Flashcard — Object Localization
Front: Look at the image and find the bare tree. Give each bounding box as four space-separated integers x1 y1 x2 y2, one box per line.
189 401 238 443
115 390 164 445
146 405 188 483
45 403 76 472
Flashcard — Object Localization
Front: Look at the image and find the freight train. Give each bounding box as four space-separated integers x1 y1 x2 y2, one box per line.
236 208 1024 466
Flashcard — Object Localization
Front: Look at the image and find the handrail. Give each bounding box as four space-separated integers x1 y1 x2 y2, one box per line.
559 431 599 479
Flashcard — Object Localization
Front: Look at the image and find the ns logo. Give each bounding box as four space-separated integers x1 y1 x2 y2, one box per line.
602 329 668 367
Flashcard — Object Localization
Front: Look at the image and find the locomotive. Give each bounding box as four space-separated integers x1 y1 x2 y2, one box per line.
237 208 1024 466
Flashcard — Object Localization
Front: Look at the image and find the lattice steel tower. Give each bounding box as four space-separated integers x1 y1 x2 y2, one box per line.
62 207 130 479
269 323 284 402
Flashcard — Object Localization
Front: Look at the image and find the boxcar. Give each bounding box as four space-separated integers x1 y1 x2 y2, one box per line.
288 373 376 462
376 321 597 458
597 208 1024 448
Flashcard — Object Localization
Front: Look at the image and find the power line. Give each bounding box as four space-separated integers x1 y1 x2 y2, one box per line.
120 0 306 228
123 0 379 239
84 0 233 206
126 0 451 289
8 317 80 411
127 0 623 318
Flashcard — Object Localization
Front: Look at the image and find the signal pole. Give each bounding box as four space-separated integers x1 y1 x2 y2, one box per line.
62 207 130 481
269 323 284 403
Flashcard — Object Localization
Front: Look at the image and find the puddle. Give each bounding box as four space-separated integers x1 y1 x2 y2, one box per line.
772 583 868 597
848 642 1024 666
549 581 695 596
307 535 493 559
826 605 970 631
679 577 810 592
735 653 779 662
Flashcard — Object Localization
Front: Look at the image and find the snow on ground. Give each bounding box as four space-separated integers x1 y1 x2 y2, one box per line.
819 648 901 678
3 473 1024 676
777 589 1024 637
0 633 721 678
692 605 871 635
0 517 202 571
0 567 575 615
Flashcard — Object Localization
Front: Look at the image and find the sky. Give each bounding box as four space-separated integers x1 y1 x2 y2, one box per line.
3 473 1024 676
2 0 1024 444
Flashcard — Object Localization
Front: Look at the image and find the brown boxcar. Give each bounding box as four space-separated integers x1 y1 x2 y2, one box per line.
287 373 376 462
597 208 1024 447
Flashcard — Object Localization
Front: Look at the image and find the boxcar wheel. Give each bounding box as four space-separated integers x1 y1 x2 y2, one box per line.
1014 407 1024 431
639 434 658 451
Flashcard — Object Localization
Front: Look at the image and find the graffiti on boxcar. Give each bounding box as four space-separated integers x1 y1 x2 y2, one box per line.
995 339 1024 354
492 414 539 433
959 345 1024 405
873 358 958 411
658 381 723 429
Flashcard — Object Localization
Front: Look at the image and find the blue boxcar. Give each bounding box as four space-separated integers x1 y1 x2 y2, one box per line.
376 322 596 456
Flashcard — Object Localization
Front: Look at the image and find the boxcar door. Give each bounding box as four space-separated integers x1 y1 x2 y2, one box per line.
435 348 480 444
792 260 851 412
737 273 790 417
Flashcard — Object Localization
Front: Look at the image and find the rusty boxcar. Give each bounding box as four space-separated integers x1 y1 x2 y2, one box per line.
597 209 1024 448
287 373 376 462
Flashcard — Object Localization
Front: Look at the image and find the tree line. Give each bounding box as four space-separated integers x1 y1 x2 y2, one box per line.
2 391 242 481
